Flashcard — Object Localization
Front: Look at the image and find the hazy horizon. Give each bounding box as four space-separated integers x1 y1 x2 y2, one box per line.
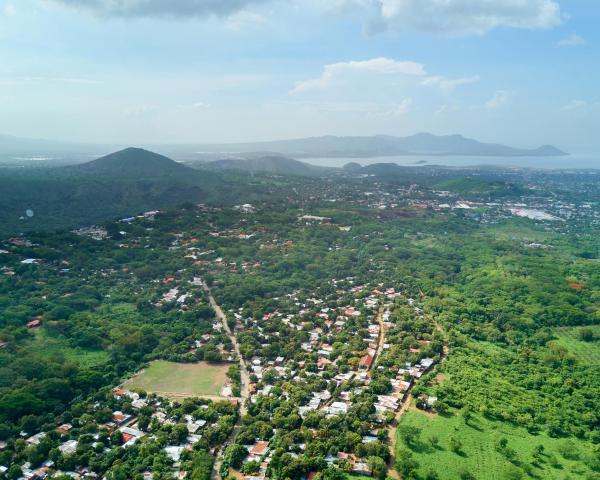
0 0 598 155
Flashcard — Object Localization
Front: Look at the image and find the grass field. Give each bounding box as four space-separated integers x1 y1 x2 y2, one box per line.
123 360 229 398
397 409 595 479
31 329 109 368
482 221 553 243
553 326 600 364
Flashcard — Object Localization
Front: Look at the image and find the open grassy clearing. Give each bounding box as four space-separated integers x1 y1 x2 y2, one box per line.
553 326 600 364
397 409 596 480
483 221 553 243
122 360 229 398
30 328 109 368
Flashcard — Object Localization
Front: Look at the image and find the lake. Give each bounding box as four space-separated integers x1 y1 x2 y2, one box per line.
301 153 600 170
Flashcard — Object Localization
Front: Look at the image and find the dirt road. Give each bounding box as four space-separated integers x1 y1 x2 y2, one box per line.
203 282 250 479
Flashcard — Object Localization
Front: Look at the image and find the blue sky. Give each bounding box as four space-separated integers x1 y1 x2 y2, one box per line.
0 0 598 152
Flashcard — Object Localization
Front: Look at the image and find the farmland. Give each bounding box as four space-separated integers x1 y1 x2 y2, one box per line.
396 409 597 479
553 326 600 364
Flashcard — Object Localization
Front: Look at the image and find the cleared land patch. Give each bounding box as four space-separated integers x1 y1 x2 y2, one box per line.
123 360 229 398
397 409 596 479
553 325 600 364
31 328 109 368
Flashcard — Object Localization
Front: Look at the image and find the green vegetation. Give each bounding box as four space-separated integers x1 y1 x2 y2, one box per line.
553 326 600 363
397 409 598 479
123 360 229 398
1 163 600 479
434 177 528 196
30 328 110 368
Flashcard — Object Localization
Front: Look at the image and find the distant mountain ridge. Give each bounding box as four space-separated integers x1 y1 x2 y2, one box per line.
0 132 568 161
182 133 568 158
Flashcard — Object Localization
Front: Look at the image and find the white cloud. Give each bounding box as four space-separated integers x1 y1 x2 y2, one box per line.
561 100 586 111
292 57 425 93
225 10 267 30
377 98 413 117
339 0 562 36
557 33 586 47
421 75 480 94
50 0 270 19
485 90 514 109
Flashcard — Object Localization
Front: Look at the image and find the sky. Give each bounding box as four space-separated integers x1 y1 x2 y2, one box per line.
0 0 598 153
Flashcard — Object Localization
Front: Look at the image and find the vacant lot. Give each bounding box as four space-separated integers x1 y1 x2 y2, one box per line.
397 409 595 479
553 325 600 364
123 360 229 398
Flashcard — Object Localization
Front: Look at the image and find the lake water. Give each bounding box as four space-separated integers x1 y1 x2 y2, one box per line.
301 154 600 170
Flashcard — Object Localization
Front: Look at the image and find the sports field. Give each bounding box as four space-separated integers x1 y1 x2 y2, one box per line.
123 360 229 398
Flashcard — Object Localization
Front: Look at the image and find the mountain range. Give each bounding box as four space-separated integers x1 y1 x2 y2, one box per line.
0 132 567 162
169 133 567 159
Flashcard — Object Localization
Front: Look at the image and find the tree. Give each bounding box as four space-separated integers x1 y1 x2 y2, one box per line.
367 456 387 480
449 436 462 454
241 461 261 475
395 449 418 477
579 328 596 342
224 444 248 469
398 425 421 447
171 424 189 444
461 405 473 425
458 470 475 480
425 469 440 480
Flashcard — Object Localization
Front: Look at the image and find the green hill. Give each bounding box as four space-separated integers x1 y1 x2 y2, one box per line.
0 148 255 235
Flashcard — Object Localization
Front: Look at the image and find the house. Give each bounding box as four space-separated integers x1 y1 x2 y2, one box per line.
352 462 373 476
317 357 331 370
120 426 145 446
26 432 46 445
21 258 39 265
59 440 78 455
165 445 186 464
248 440 270 459
56 424 73 435
106 411 133 430
26 319 41 329
327 402 351 416
359 354 374 370
0 341 8 349
185 417 207 434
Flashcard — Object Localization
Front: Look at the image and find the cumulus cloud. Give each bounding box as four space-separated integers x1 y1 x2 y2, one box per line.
421 75 480 93
485 90 514 109
292 57 425 93
49 0 270 19
339 0 561 36
557 33 586 47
